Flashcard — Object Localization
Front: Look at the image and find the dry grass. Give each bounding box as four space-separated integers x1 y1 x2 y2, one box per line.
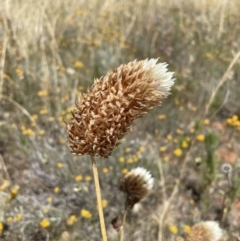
0 0 240 240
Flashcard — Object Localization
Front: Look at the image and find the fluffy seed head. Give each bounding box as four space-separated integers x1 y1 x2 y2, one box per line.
67 59 174 158
187 221 223 241
119 167 154 209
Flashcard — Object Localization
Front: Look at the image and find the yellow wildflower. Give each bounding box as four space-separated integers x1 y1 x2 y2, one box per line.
189 199 195 205
75 175 83 182
158 114 166 120
46 197 52 203
8 185 20 201
40 219 50 228
37 90 48 97
119 157 125 163
101 199 108 209
232 115 238 121
174 148 182 157
85 176 92 182
226 118 233 125
125 147 131 153
66 215 77 226
54 187 60 193
39 108 48 115
81 209 92 219
31 114 38 121
14 213 22 222
234 120 240 127
74 61 84 69
22 128 35 136
38 130 45 135
43 208 49 214
203 119 210 125
133 155 138 162
159 146 166 152
15 67 23 77
57 162 63 168
48 116 55 122
122 168 128 174
163 156 170 162
139 146 145 152
183 225 191 234
20 125 26 131
6 217 13 223
196 134 205 142
0 180 10 191
190 128 195 133
181 141 188 149
205 52 213 59
169 225 178 234
127 158 134 163
167 134 172 141
176 129 184 135
102 167 109 173
191 106 197 112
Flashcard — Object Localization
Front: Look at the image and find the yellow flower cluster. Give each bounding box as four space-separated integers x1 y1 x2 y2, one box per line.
75 175 83 182
85 176 92 181
101 199 108 209
54 187 60 193
158 114 166 120
174 148 182 157
14 213 22 222
183 224 191 234
169 225 178 234
81 209 92 219
0 180 10 191
40 218 50 228
196 134 205 142
37 90 48 97
8 185 20 202
226 115 240 127
66 215 78 226
21 125 35 136
102 167 109 173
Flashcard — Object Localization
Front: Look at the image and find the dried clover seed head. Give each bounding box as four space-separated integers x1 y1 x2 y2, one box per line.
187 221 224 241
67 59 174 158
119 167 154 208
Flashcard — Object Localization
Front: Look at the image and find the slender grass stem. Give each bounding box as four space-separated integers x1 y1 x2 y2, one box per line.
120 209 128 241
91 155 108 241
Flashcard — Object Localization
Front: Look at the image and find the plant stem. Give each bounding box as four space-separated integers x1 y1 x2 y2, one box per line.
120 209 128 241
91 155 108 241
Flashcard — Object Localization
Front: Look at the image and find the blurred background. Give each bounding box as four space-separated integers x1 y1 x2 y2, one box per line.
0 0 240 240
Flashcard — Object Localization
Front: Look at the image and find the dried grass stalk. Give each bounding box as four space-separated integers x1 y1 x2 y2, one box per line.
67 59 174 158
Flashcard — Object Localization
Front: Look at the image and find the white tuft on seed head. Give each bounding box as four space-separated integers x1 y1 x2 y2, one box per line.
130 167 154 190
187 220 224 241
143 58 175 95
